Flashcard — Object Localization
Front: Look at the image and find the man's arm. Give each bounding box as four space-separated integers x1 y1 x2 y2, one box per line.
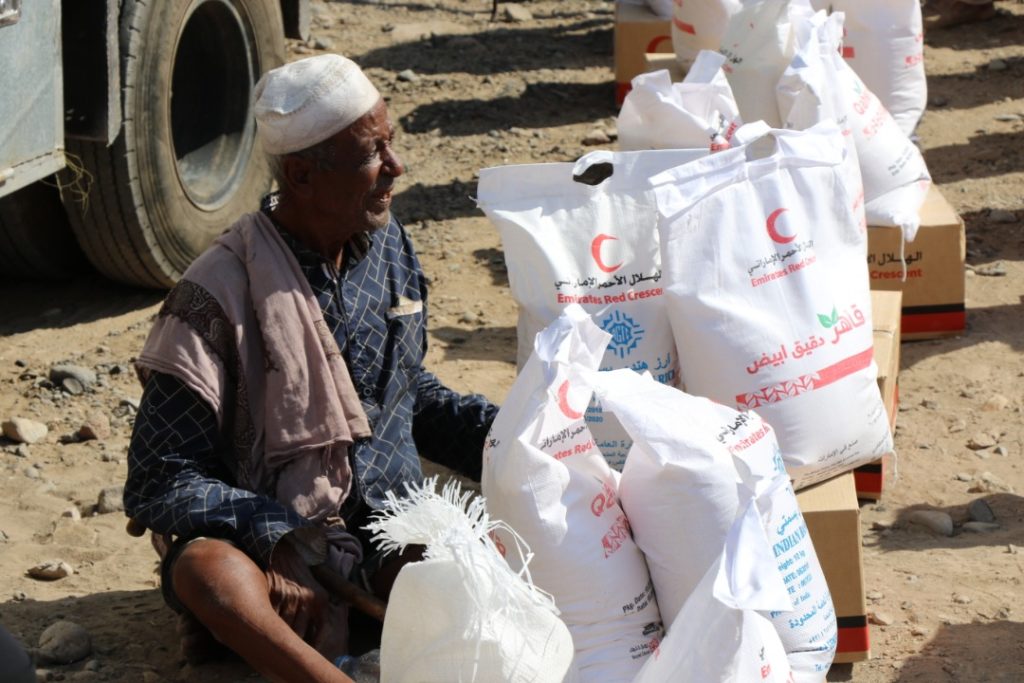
411 369 499 481
124 372 312 568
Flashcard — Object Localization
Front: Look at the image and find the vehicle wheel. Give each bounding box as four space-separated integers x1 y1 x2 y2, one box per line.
62 0 285 288
0 181 86 280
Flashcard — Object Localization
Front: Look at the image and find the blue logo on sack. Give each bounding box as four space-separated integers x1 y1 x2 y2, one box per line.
601 310 644 359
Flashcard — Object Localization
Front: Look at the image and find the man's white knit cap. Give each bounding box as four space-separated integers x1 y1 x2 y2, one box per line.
254 54 381 155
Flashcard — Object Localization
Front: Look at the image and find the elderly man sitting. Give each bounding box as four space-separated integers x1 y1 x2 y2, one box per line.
124 54 498 682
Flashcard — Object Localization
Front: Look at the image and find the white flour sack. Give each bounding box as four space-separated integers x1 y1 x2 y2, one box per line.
631 520 795 683
481 306 663 683
590 368 836 681
477 149 705 469
718 0 813 129
652 122 894 490
618 51 742 152
671 0 740 67
368 479 579 683
811 0 926 137
778 9 929 241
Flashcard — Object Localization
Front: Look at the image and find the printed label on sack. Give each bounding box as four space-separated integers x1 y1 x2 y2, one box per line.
746 208 819 288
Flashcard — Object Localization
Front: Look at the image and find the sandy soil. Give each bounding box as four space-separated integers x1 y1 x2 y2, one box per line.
1 1 1022 681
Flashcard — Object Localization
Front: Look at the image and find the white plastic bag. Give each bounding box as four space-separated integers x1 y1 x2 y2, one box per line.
671 0 741 67
618 51 742 152
653 122 894 490
482 307 663 683
478 149 705 469
811 0 926 136
590 368 836 681
371 479 579 683
719 0 813 129
777 9 929 240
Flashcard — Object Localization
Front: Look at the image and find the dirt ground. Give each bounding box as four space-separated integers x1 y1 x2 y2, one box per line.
1 0 1022 681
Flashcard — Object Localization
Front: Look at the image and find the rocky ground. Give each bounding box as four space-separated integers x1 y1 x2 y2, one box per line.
0 0 1022 681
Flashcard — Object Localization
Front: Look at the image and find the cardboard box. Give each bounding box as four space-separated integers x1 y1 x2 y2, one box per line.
867 185 966 340
797 473 869 663
854 290 902 500
614 3 672 105
642 51 686 81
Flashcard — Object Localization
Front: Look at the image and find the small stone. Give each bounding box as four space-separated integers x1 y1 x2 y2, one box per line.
920 399 940 410
955 472 973 482
963 521 1000 534
49 364 97 389
988 59 1008 71
1007 544 1019 555
397 69 419 83
0 529 8 542
948 419 967 433
952 594 972 605
869 611 895 626
989 208 1018 222
907 510 954 536
77 412 111 441
61 507 82 522
24 466 41 480
967 433 997 450
929 96 949 107
313 37 333 51
61 377 85 395
969 498 996 523
582 128 612 146
15 444 29 457
37 620 92 665
866 590 884 601
96 486 125 514
994 114 1021 123
994 445 1009 457
911 626 929 637
974 262 1007 277
84 660 100 672
28 560 74 581
3 417 49 444
504 4 533 22
982 394 1010 411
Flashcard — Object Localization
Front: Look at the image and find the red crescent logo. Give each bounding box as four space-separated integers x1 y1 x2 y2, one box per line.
766 208 795 244
591 234 623 273
557 380 584 420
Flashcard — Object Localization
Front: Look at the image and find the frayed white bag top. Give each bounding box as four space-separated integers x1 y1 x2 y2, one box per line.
478 149 705 469
590 368 836 681
652 122 893 490
618 51 743 153
671 0 741 67
369 478 579 683
482 306 663 683
777 8 929 241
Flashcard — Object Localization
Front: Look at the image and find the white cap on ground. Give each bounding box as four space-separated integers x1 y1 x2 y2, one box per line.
254 54 381 155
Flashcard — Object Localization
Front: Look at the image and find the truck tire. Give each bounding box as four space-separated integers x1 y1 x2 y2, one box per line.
63 0 285 288
0 181 85 280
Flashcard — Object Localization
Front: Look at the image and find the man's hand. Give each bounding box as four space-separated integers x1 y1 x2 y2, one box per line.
266 538 330 647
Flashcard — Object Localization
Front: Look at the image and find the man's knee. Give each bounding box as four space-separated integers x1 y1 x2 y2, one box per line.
171 539 268 617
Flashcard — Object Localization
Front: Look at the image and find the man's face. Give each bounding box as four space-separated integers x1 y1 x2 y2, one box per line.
310 99 404 235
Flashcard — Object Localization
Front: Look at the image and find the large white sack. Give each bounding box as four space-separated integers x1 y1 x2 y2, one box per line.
591 368 835 681
652 123 893 490
478 149 705 469
631 507 796 683
370 479 579 683
482 306 663 683
719 0 813 129
811 0 926 136
671 0 741 66
618 51 742 152
777 9 929 241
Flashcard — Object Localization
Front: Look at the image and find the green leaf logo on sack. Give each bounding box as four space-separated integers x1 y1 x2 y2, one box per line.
590 233 623 273
817 306 839 330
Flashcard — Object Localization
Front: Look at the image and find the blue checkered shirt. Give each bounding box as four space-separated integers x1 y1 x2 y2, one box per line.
124 211 498 567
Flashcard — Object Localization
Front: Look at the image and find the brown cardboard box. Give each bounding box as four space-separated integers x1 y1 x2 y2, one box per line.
614 3 672 105
797 473 869 663
642 52 686 81
854 290 902 500
867 185 966 340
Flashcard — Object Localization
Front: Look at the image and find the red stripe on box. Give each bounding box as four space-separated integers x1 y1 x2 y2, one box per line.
616 82 631 105
842 46 855 59
673 18 696 34
837 623 870 654
902 311 966 335
854 469 883 497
